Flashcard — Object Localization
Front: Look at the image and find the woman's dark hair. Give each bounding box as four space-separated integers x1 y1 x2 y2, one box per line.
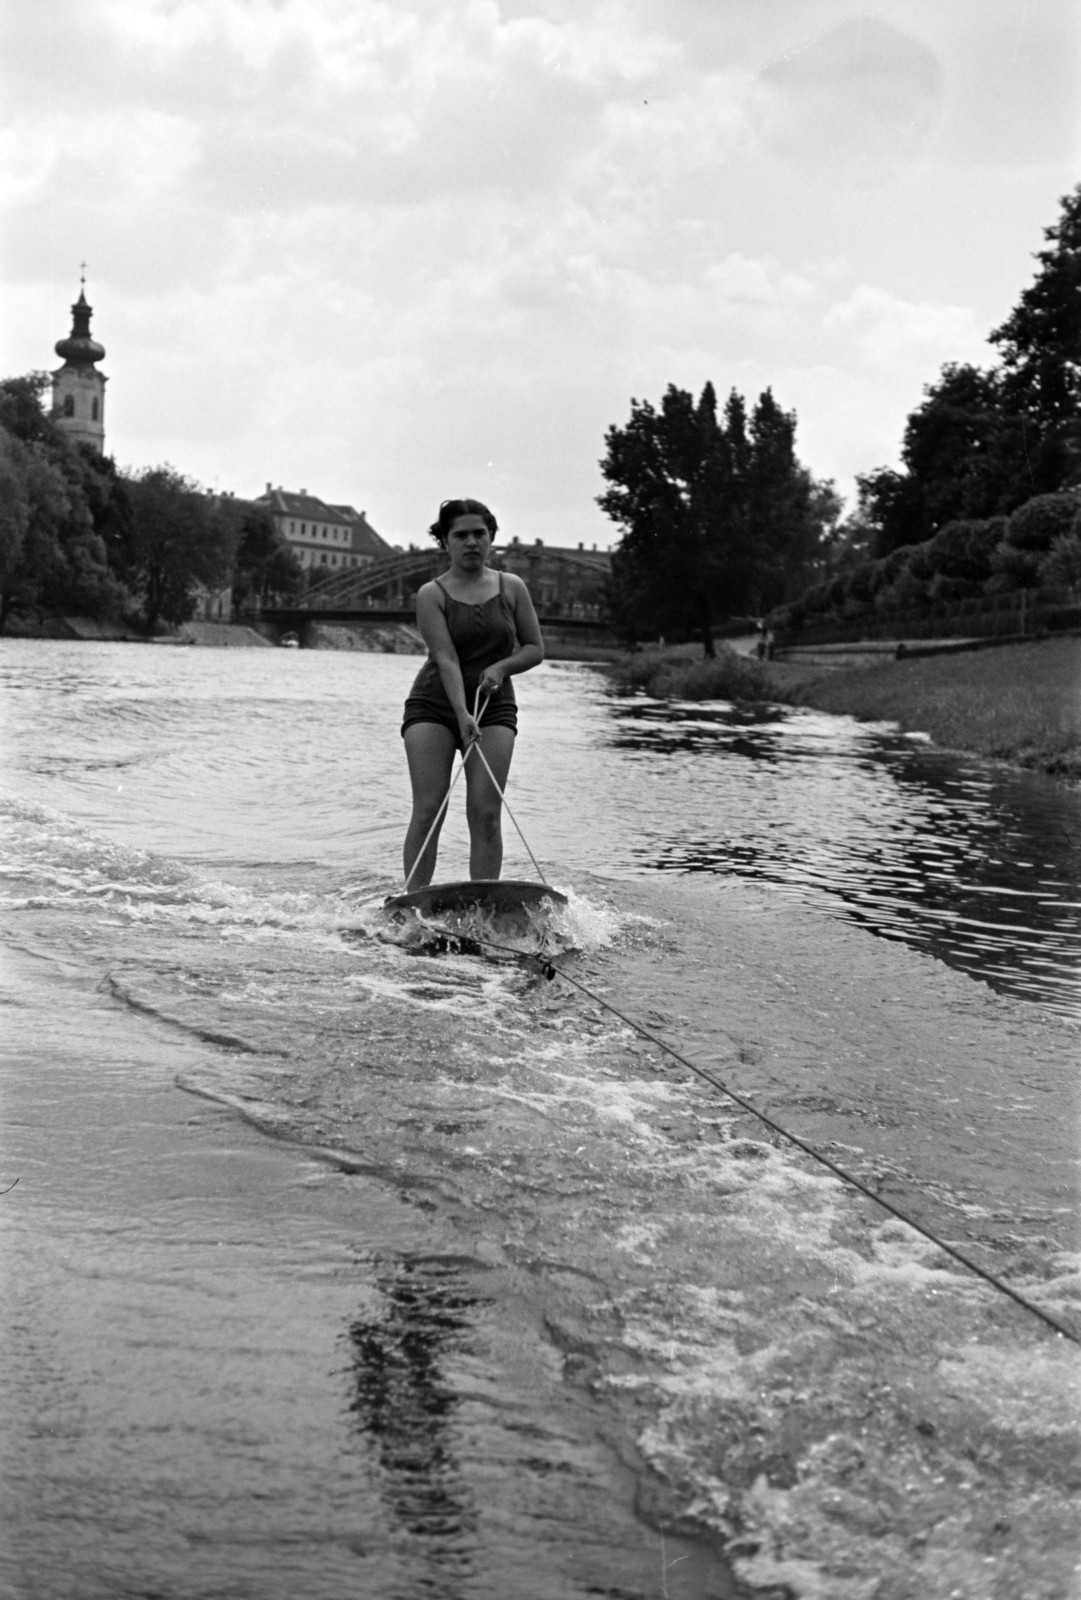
428 498 498 546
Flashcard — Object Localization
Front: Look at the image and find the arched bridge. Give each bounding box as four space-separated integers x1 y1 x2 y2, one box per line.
259 544 612 632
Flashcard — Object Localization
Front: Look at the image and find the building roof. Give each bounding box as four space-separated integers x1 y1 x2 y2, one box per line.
502 538 611 568
254 487 394 555
255 487 353 527
329 504 392 558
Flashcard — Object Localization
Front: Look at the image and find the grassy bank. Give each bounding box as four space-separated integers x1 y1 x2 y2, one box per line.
602 636 1081 777
770 635 1081 776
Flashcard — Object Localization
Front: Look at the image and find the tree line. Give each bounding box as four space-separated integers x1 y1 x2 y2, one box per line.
0 373 301 632
765 186 1081 638
852 186 1080 558
597 185 1080 651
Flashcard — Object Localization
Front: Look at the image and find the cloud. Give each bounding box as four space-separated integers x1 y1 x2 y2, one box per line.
752 16 944 183
822 285 985 372
1 0 1076 546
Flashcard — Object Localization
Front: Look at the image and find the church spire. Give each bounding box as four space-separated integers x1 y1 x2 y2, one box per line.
55 271 106 368
51 272 108 451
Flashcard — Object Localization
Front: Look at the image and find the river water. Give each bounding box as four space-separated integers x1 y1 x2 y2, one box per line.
1 641 1079 1600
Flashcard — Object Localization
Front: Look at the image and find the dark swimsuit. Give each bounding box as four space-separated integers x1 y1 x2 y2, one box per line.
401 572 519 749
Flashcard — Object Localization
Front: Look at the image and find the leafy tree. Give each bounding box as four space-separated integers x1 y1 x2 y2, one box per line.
599 383 733 655
745 390 829 606
599 381 829 653
0 371 79 451
0 374 128 627
991 185 1081 492
230 503 302 611
901 365 1017 529
850 465 928 558
119 467 238 629
854 186 1081 556
0 430 31 621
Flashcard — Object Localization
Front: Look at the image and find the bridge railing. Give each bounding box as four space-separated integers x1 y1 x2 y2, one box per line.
297 549 443 610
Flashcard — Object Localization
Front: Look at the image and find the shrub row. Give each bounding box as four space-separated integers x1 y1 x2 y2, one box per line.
772 491 1081 637
606 644 772 701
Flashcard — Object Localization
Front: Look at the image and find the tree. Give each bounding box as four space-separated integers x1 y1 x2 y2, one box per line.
745 390 819 607
853 186 1081 555
599 381 827 653
900 365 1015 529
599 383 732 655
0 372 63 448
0 374 128 627
119 468 237 629
0 430 31 623
230 504 302 611
991 185 1081 492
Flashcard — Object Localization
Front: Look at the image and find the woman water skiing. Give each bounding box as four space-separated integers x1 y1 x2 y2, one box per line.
401 499 543 889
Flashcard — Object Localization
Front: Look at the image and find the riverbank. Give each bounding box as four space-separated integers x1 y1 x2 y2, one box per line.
0 613 621 660
770 634 1081 778
602 636 1081 778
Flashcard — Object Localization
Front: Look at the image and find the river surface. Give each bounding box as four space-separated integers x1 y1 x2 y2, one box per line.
1 641 1078 1600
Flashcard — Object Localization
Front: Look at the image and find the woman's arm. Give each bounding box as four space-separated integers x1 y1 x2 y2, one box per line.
477 574 544 694
414 582 478 741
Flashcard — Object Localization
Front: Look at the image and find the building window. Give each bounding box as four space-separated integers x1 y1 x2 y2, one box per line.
290 521 295 534
63 394 74 417
91 398 99 421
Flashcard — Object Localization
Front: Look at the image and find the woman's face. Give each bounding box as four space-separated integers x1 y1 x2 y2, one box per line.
444 514 492 567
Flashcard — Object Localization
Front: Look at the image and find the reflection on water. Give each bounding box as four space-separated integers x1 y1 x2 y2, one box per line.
349 1256 478 1579
607 699 1081 1017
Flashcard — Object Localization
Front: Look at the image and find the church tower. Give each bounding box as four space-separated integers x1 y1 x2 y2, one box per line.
51 274 107 453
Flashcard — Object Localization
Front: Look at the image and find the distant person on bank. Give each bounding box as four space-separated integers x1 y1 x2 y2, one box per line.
401 499 543 887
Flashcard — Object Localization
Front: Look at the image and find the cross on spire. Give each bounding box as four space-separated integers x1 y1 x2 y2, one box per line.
79 261 88 289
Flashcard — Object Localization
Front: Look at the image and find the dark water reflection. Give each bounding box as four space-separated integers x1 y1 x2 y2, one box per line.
348 1257 480 1582
608 700 1081 1018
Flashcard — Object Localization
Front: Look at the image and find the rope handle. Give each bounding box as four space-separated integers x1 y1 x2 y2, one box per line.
468 739 548 886
402 689 490 892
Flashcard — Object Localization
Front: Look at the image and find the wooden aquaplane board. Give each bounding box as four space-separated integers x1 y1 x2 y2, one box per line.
384 879 568 917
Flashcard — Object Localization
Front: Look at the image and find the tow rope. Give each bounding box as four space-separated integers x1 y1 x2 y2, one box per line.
402 687 1080 1348
466 928 1080 1348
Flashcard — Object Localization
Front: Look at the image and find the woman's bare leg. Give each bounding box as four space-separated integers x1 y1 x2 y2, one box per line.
464 725 516 880
402 723 458 888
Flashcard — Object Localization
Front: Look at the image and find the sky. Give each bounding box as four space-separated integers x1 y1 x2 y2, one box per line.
1 0 1078 550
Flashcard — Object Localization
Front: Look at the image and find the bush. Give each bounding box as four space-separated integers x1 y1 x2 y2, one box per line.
875 566 927 614
987 541 1041 591
843 560 882 606
923 517 1006 601
1006 492 1081 552
607 644 771 701
1040 534 1081 587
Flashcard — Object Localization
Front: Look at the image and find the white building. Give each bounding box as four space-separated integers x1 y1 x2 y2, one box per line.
254 486 391 571
51 283 107 453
